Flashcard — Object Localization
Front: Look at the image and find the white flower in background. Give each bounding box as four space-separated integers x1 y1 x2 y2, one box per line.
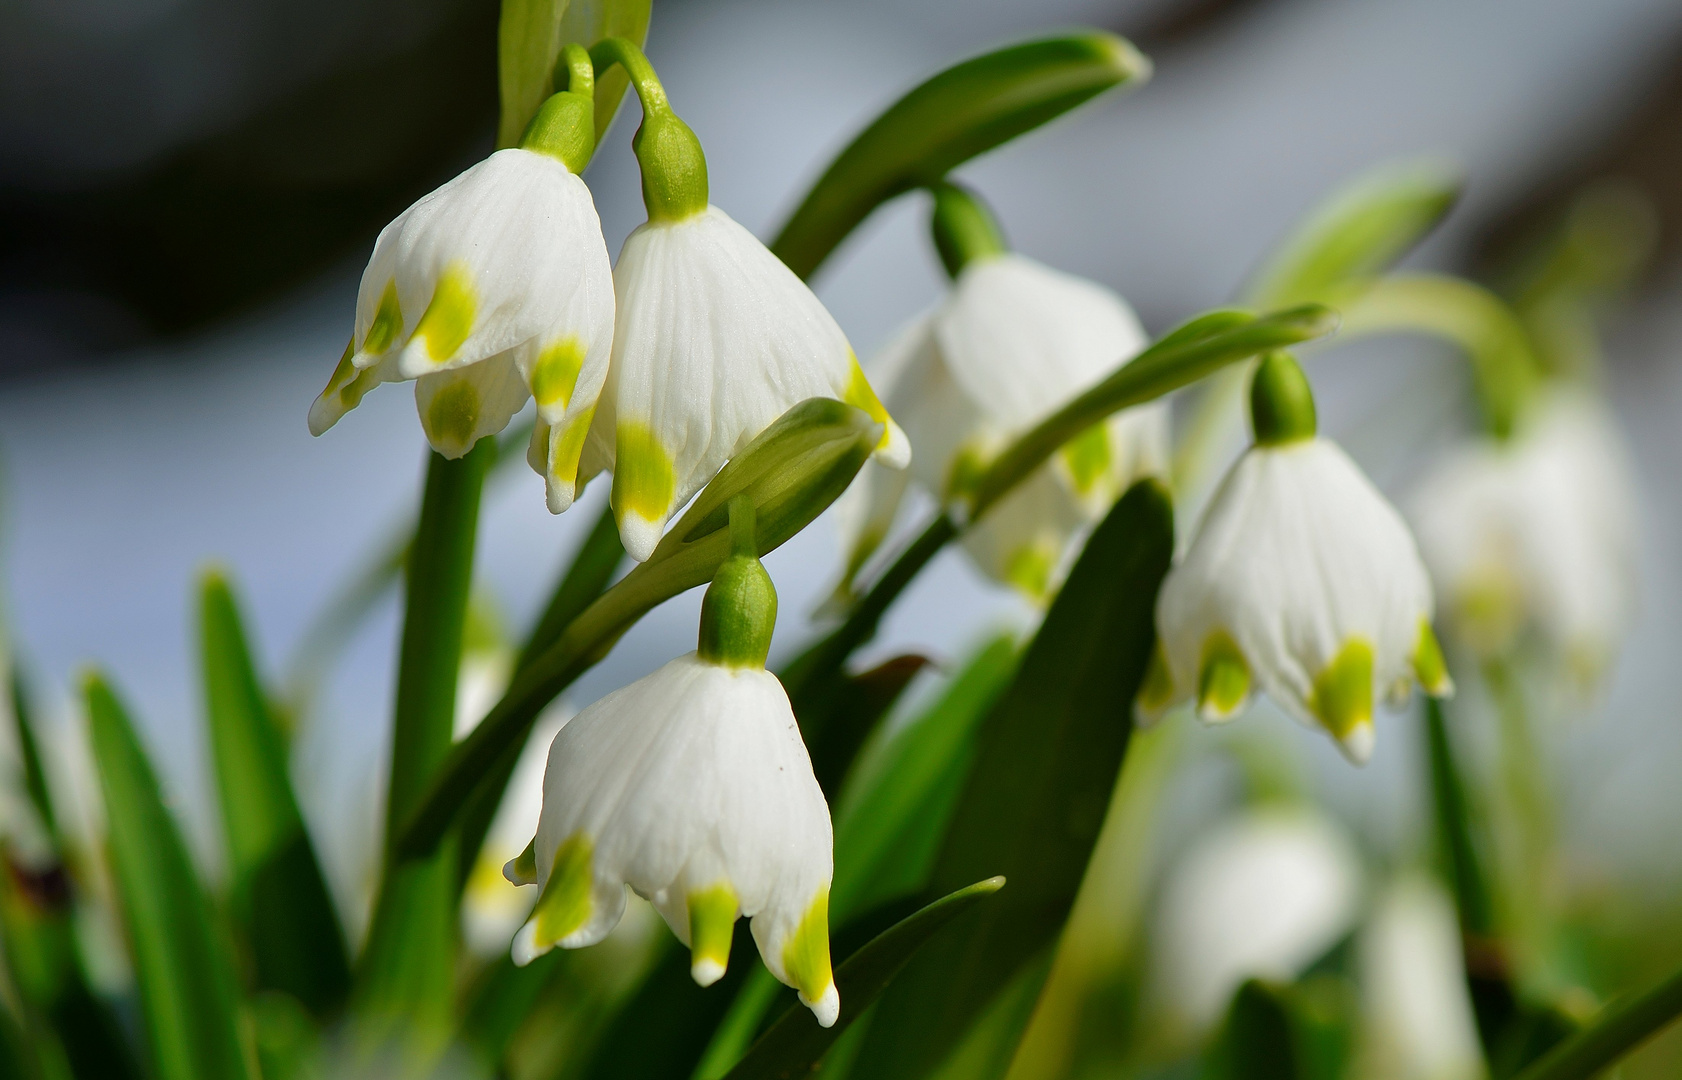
1150 809 1362 1034
508 515 838 1025
837 252 1166 604
1409 388 1637 682
579 204 908 562
309 146 615 511
1147 353 1448 763
1358 877 1486 1080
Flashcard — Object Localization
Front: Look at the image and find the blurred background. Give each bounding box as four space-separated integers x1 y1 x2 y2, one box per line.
5 0 1682 1073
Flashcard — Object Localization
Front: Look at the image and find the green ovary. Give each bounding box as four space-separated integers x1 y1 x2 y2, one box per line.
531 337 586 409
687 882 739 981
423 379 481 454
1197 631 1250 718
1412 619 1452 696
361 280 404 355
530 833 594 949
1311 638 1374 739
1060 424 1112 498
612 422 677 526
781 888 834 1006
412 263 477 364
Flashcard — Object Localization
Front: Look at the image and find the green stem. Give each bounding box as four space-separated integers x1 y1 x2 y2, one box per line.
929 182 1007 279
554 42 593 97
1514 965 1682 1080
590 37 707 219
1425 697 1495 937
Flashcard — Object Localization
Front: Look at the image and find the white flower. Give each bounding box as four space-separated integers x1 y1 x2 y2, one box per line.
508 653 838 1026
837 253 1166 603
1409 388 1637 681
578 205 907 562
1358 878 1485 1080
1150 809 1362 1034
310 147 614 512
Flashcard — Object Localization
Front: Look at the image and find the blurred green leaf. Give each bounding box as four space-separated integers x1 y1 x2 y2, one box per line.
398 399 880 860
250 992 322 1080
83 671 252 1080
1245 159 1463 307
771 32 1150 280
8 667 57 839
805 654 931 798
723 877 1006 1080
497 0 652 150
1201 978 1357 1080
199 570 350 1017
848 479 1174 1080
1511 963 1682 1080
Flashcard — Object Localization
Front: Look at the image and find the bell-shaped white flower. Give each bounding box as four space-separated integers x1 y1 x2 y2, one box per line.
508 505 839 1025
1150 808 1361 1035
310 133 614 512
1409 388 1637 682
1147 353 1448 763
1357 878 1485 1080
579 204 907 562
837 248 1166 604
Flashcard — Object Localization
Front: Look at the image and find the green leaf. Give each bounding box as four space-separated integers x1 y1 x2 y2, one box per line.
1245 158 1463 307
83 671 252 1080
723 878 1006 1080
8 666 57 839
199 570 350 1017
1510 963 1682 1080
496 0 652 150
805 654 931 798
397 399 880 860
771 32 1150 281
847 479 1175 1080
1202 978 1358 1080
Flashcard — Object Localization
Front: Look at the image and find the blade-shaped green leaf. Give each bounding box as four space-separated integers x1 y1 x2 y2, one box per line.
805 654 930 798
497 0 652 149
1510 963 1682 1080
1202 978 1358 1080
199 569 350 1017
83 671 252 1080
723 877 1006 1080
1245 158 1463 307
848 479 1174 1080
771 32 1149 281
398 399 879 860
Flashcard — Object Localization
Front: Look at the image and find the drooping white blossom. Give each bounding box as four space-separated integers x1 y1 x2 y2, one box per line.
578 205 907 562
1150 809 1362 1034
508 654 838 1026
310 147 615 512
1409 388 1638 682
837 253 1166 603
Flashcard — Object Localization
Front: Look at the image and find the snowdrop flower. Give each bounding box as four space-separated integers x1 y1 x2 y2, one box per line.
310 86 614 512
1409 388 1637 682
508 501 838 1025
836 185 1166 604
1357 877 1485 1080
1150 808 1361 1034
1146 352 1449 763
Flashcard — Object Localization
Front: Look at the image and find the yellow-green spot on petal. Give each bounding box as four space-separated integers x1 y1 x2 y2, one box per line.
1136 639 1176 717
1002 539 1059 604
531 337 586 409
548 406 595 489
1413 619 1452 697
612 421 677 526
1060 424 1112 497
1311 637 1374 740
1197 631 1250 720
781 888 834 1009
530 832 593 949
423 379 481 454
507 838 537 885
326 337 356 390
842 355 895 453
413 262 476 364
362 279 404 356
687 882 738 986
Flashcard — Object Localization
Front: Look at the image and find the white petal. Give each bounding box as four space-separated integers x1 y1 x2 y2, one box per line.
1359 878 1485 1080
413 352 530 459
959 467 1088 604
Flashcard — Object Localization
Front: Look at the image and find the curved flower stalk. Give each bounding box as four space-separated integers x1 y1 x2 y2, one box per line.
1145 352 1449 763
836 184 1166 604
1409 387 1638 684
576 39 907 562
508 499 838 1026
1357 877 1485 1080
311 54 615 513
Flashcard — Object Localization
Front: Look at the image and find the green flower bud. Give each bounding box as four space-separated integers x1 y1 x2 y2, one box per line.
1249 351 1317 445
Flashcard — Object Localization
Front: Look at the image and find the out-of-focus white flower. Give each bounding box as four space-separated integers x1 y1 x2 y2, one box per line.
837 253 1165 604
578 204 907 562
1151 809 1363 1034
310 146 615 511
509 654 836 1024
1358 877 1486 1080
1147 354 1448 763
1409 388 1637 682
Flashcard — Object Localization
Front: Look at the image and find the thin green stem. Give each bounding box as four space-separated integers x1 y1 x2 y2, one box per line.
1514 964 1682 1080
554 42 594 97
588 37 669 116
589 37 707 220
929 182 1007 279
